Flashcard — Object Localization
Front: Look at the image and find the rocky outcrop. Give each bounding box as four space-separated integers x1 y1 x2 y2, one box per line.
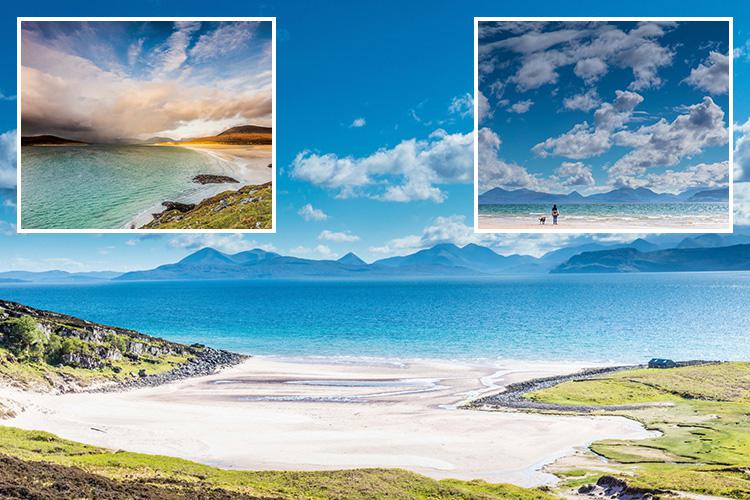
161 201 196 213
0 299 247 393
576 476 665 499
192 174 239 184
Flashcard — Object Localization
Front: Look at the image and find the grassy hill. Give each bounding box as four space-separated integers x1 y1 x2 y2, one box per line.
0 426 556 499
141 182 272 230
158 125 272 146
525 362 750 498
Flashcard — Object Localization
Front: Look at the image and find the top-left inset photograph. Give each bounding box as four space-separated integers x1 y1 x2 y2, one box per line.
17 18 275 232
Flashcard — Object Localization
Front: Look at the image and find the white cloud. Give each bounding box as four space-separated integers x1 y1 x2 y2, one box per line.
478 128 538 191
508 99 533 114
369 214 577 258
562 89 601 112
350 117 366 128
153 21 201 75
0 130 17 189
555 161 595 187
477 90 492 123
297 203 328 221
735 118 750 182
168 234 276 254
125 239 138 246
291 130 473 203
734 182 750 225
288 244 337 260
609 97 728 183
684 51 729 95
190 22 258 62
574 57 607 83
127 38 144 66
533 90 643 160
480 21 675 92
318 230 360 242
622 161 728 193
449 93 473 118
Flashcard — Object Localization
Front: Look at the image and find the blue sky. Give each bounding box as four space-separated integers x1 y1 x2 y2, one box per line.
21 20 272 141
1 0 750 272
478 20 731 195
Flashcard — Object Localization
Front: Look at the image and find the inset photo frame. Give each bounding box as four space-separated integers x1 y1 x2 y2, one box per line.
17 17 276 232
474 17 733 233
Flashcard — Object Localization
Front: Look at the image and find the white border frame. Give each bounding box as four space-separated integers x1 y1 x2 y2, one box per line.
473 17 734 234
16 16 277 234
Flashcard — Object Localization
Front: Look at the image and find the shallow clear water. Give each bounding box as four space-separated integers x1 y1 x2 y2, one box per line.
20 145 252 229
0 273 748 364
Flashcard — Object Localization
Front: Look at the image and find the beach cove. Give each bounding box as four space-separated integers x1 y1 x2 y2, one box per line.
0 356 652 486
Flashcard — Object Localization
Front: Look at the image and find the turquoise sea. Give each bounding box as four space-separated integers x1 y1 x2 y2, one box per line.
20 145 247 229
0 273 747 363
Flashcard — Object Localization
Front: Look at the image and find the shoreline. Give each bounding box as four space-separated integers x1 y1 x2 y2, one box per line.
0 355 652 486
478 214 730 231
127 145 273 229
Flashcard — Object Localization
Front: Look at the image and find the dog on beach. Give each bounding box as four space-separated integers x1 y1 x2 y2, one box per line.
538 216 547 225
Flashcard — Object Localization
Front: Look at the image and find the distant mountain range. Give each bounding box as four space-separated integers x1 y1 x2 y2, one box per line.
21 135 88 146
478 186 728 205
2 233 750 283
553 244 750 273
20 124 272 147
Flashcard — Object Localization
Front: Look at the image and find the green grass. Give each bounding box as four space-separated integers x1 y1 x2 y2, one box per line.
527 362 750 498
142 182 272 230
0 346 191 390
0 426 558 499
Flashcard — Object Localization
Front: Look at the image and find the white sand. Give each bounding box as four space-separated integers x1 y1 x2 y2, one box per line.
0 357 654 487
478 214 729 232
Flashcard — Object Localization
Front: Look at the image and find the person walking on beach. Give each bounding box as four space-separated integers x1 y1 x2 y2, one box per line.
551 204 559 225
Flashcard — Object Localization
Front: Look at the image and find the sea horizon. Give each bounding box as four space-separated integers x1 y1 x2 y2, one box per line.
1 272 747 364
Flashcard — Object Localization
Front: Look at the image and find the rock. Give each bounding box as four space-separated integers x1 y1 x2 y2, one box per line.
212 199 229 212
138 369 147 378
161 201 195 213
240 197 257 204
192 174 239 184
267 163 272 168
61 352 104 370
648 358 677 369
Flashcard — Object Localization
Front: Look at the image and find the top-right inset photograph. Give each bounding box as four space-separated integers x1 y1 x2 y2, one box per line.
475 18 732 233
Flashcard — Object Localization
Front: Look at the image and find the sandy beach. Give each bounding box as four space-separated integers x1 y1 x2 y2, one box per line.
478 214 730 232
0 356 653 487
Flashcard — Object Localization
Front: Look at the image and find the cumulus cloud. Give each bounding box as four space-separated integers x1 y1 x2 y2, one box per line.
319 230 360 242
616 161 728 193
288 244 337 260
20 21 272 142
350 117 366 128
0 130 17 189
477 90 492 123
478 128 537 191
449 93 473 118
684 51 729 95
169 234 276 254
734 182 750 225
533 90 643 159
297 203 328 221
479 21 675 92
291 130 473 203
563 89 601 112
555 161 595 186
735 118 750 182
609 97 728 183
508 99 533 114
369 214 577 258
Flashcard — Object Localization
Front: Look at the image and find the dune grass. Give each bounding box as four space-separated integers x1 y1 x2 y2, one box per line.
527 362 750 498
0 426 557 499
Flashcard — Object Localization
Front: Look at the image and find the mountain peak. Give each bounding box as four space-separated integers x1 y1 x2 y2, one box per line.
337 252 365 265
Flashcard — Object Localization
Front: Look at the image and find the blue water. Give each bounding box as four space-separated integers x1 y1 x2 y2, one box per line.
0 274 748 363
20 145 245 229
